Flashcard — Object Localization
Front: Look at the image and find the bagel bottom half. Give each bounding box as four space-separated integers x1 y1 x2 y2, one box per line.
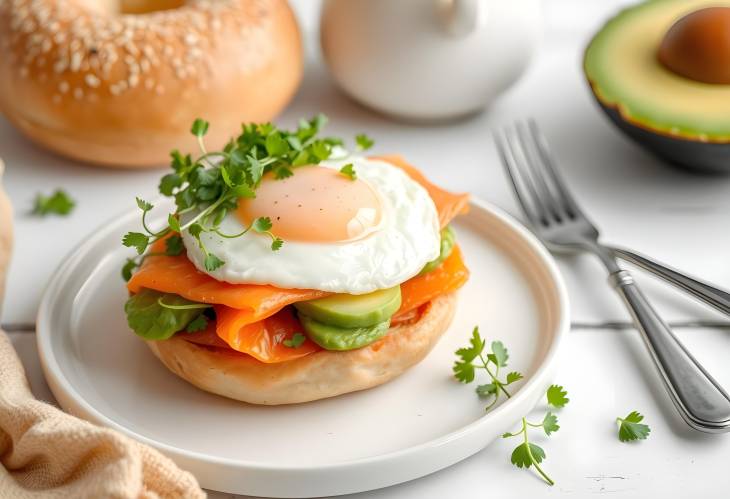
145 292 457 405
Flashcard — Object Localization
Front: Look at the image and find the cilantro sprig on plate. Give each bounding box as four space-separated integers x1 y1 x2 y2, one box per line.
454 326 569 486
121 115 373 280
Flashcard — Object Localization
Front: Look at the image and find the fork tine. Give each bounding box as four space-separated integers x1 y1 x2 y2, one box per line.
493 127 544 228
526 119 583 219
515 121 565 221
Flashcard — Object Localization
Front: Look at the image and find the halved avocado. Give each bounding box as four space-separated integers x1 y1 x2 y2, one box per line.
293 286 401 328
299 315 390 351
584 0 730 172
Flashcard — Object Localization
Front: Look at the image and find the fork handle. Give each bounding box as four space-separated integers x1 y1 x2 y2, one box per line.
611 246 730 317
609 270 730 432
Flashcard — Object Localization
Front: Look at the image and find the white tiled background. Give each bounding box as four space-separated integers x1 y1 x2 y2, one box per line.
3 0 730 497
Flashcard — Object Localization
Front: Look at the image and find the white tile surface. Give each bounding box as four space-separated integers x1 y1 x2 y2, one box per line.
3 0 730 497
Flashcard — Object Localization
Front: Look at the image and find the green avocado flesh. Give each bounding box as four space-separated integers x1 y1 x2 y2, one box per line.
420 226 455 275
584 0 730 140
299 314 391 351
294 286 401 328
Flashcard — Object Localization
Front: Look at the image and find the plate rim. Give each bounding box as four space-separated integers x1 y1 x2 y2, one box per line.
36 197 569 475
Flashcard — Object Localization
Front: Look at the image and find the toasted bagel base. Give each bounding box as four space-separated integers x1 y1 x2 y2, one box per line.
145 293 457 405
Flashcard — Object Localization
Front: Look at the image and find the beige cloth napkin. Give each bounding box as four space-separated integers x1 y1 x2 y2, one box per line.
0 159 206 498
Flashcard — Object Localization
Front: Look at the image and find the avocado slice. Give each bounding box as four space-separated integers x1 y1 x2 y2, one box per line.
584 0 730 172
299 314 390 351
294 286 401 328
420 226 455 275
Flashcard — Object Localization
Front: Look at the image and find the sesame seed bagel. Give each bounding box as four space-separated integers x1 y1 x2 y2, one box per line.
145 293 458 405
0 0 302 168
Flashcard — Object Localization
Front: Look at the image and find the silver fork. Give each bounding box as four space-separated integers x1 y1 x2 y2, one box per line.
494 120 730 433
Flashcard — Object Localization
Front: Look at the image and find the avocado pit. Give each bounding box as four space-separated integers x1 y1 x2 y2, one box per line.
658 7 730 84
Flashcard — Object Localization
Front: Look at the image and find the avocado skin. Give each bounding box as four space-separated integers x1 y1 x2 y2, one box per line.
299 314 391 351
595 97 730 174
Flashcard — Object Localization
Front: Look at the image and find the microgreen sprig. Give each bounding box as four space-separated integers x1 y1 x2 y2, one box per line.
454 326 569 486
121 115 374 280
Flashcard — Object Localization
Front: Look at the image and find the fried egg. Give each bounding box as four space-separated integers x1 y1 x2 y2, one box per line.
181 156 440 294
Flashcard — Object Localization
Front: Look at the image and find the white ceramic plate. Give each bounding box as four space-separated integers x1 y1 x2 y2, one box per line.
37 198 568 497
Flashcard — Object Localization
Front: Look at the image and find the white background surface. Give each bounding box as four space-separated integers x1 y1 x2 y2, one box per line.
3 0 730 497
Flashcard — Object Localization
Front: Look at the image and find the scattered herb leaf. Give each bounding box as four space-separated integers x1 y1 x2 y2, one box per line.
453 326 570 486
617 411 651 442
546 385 570 408
32 189 75 216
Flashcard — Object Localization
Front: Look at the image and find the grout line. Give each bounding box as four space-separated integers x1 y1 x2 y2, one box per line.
1 323 37 333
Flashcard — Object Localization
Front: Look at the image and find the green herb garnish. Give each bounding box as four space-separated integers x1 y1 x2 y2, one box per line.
355 133 374 151
454 326 569 486
283 332 306 348
32 189 75 216
125 289 211 340
616 411 651 442
122 115 371 280
339 163 356 180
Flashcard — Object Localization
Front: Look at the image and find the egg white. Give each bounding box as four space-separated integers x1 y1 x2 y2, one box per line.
181 156 441 294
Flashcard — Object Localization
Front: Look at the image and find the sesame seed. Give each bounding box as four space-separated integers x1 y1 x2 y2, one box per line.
59 81 69 93
85 73 100 88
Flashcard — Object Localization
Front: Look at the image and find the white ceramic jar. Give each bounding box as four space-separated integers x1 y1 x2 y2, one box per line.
320 0 541 121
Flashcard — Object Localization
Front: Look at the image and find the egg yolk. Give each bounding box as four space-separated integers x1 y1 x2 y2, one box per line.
236 165 383 243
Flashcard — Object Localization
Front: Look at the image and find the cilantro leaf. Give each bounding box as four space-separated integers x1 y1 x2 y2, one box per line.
191 118 209 137
252 217 273 233
274 166 293 179
271 237 284 251
204 253 225 271
167 214 181 233
340 163 357 180
136 197 153 212
542 412 560 436
546 385 569 408
510 442 545 469
506 371 524 384
617 411 650 442
488 341 509 367
265 132 289 156
188 223 203 238
453 361 475 383
283 332 306 348
165 235 184 256
121 258 138 282
455 326 485 363
185 315 208 333
159 173 183 195
355 133 374 151
32 189 75 216
122 232 149 255
476 383 497 397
